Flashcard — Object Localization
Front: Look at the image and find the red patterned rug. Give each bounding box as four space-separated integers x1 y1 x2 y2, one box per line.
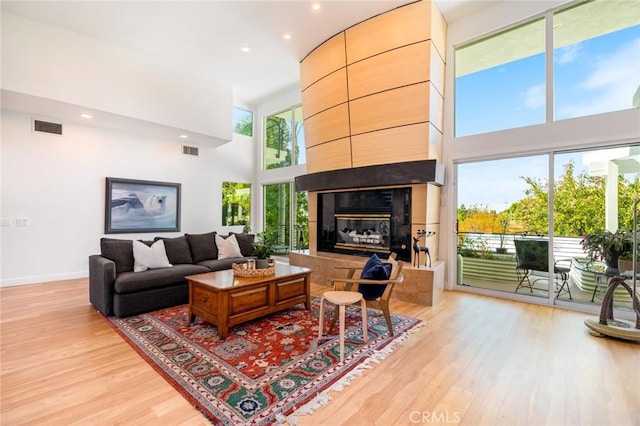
105 295 424 425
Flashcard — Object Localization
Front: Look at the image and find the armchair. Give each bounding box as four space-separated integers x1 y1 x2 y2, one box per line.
326 253 404 336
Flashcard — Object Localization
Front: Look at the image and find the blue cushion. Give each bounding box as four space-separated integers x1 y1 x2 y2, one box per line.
358 254 392 300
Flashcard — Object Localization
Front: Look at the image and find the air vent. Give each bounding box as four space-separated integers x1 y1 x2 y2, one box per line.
33 119 63 135
183 145 199 156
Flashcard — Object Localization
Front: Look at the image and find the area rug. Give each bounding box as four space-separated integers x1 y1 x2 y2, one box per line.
105 295 424 425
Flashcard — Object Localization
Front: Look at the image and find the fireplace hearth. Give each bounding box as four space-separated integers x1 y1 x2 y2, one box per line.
317 188 412 261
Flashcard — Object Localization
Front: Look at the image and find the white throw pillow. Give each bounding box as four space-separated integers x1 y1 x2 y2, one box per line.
216 233 243 259
132 240 173 272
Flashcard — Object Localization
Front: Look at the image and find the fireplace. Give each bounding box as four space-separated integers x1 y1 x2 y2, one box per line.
335 213 391 253
317 188 412 261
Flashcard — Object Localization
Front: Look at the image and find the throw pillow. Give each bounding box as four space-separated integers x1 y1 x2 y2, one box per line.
231 232 256 257
215 233 243 259
186 232 217 263
358 254 392 300
154 235 193 264
132 240 173 272
100 238 134 274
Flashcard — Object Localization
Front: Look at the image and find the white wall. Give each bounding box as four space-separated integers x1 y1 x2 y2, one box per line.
1 12 232 145
0 109 255 286
440 0 640 289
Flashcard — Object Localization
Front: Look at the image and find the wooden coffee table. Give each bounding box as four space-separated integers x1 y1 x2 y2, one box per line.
185 263 312 339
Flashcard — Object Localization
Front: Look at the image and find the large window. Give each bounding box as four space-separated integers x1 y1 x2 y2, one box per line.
455 19 546 137
553 1 640 120
456 145 640 312
454 0 639 137
264 105 305 169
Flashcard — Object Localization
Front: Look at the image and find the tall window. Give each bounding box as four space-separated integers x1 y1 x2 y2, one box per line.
454 0 639 137
455 18 546 137
232 107 253 137
264 105 305 169
222 182 251 226
264 183 291 250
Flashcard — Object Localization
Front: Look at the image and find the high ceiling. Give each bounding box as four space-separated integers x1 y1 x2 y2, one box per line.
1 0 500 105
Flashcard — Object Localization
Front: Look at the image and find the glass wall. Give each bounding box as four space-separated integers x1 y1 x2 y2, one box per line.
454 0 639 138
456 144 640 313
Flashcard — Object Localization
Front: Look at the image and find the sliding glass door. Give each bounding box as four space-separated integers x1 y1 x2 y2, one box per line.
457 144 639 313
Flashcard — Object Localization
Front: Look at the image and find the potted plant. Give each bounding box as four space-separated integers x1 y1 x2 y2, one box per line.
580 229 632 274
252 231 275 268
496 212 510 254
617 236 639 273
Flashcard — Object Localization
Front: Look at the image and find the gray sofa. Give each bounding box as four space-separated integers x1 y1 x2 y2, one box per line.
89 232 254 317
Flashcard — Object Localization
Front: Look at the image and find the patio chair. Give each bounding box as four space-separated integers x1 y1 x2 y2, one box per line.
514 236 572 299
326 253 404 336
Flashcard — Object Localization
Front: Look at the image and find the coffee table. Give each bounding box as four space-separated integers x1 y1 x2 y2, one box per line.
185 262 312 339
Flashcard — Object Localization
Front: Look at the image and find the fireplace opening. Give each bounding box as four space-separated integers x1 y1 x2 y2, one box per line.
317 187 411 261
335 214 391 254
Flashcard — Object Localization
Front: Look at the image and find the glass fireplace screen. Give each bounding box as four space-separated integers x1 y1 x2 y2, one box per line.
335 214 391 253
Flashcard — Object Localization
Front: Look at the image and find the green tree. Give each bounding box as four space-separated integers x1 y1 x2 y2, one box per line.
233 116 253 137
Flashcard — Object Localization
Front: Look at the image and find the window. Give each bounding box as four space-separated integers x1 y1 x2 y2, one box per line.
455 18 546 137
264 105 305 169
454 0 639 137
232 107 253 137
553 0 640 120
456 145 640 311
264 183 291 251
222 182 251 226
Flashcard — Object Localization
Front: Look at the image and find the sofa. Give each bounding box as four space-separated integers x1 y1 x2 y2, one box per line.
89 232 255 317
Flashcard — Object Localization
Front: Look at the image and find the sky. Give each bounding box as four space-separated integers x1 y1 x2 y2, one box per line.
456 20 640 212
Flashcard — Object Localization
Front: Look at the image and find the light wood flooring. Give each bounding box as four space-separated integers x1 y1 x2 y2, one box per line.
1 279 638 425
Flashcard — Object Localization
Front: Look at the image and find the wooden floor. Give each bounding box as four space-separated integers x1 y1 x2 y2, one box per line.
1 279 638 426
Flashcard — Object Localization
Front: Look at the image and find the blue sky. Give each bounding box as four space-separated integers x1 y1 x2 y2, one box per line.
455 25 640 137
456 23 640 211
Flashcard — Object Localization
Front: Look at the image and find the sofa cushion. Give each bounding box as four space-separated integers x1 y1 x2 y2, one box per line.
199 257 248 271
132 240 173 272
114 264 210 294
358 254 392 300
186 232 217 263
100 238 134 274
231 233 255 257
154 235 193 264
216 234 243 259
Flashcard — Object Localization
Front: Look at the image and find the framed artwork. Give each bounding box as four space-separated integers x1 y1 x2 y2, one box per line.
105 177 181 234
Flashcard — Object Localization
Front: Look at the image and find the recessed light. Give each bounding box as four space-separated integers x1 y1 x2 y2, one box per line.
241 46 251 53
80 113 93 119
312 3 320 11
179 134 188 139
283 34 291 40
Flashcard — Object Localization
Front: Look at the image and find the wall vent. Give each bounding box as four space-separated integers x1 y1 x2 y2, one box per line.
33 119 63 135
183 145 199 156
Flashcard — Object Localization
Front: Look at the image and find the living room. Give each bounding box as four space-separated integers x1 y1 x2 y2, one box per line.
2 0 639 424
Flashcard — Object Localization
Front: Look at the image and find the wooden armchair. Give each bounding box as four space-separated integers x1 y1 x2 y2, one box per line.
326 253 404 336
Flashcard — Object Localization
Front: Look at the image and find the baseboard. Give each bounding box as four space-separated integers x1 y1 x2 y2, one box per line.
0 271 87 287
